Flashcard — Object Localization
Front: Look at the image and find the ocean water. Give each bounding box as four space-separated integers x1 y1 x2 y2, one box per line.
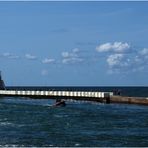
0 87 148 147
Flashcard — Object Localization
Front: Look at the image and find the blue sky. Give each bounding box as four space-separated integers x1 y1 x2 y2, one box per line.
0 1 148 86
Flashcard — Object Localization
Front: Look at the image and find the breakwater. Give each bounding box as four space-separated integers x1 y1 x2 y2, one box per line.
0 89 148 105
110 95 148 105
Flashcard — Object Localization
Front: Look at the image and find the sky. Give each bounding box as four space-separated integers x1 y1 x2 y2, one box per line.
0 1 148 86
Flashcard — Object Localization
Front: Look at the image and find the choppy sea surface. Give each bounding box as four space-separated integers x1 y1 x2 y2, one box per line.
0 87 148 147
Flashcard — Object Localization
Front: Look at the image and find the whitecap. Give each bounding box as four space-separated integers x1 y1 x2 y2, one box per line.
54 114 69 118
75 143 81 146
0 144 24 147
0 122 12 126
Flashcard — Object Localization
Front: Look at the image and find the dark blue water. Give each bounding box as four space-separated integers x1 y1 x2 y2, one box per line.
0 87 148 147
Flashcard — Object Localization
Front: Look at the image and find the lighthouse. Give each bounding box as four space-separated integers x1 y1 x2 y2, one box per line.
0 71 5 90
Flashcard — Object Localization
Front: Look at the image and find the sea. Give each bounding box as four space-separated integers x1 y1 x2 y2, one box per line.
0 86 148 147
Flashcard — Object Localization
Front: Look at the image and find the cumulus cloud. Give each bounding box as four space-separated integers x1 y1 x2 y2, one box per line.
42 58 55 64
96 42 148 74
107 54 124 67
96 43 112 52
106 49 148 74
25 54 37 60
61 48 83 64
107 53 132 72
96 42 130 53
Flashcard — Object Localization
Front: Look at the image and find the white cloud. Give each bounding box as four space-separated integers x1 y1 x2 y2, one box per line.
95 42 148 74
61 51 78 59
106 46 148 74
96 42 130 53
107 54 124 67
96 43 112 52
42 58 55 64
113 42 130 52
61 48 83 64
25 54 37 60
62 57 83 64
62 52 70 58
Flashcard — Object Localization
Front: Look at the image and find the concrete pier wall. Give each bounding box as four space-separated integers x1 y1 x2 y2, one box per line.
110 95 148 105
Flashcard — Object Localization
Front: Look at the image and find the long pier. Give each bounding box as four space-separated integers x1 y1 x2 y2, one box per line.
0 90 113 103
1 89 148 105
